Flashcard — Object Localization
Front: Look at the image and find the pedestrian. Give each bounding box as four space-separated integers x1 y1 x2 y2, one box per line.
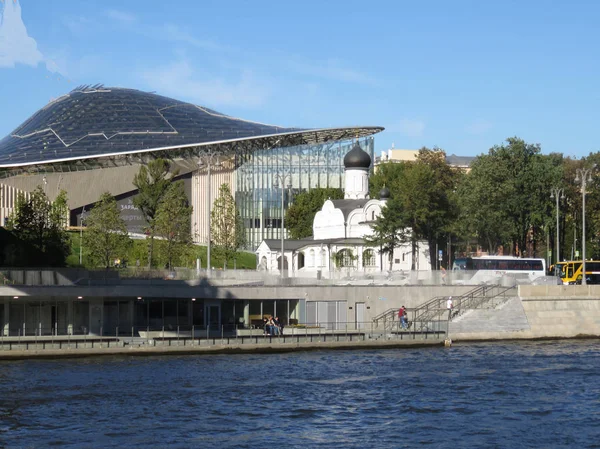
400 305 408 329
398 307 404 329
446 296 454 320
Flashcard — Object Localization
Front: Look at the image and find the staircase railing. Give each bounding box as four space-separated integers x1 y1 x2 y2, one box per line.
371 284 518 332
409 285 517 330
372 308 402 331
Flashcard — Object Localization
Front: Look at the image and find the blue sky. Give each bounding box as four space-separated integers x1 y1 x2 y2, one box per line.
1 0 599 158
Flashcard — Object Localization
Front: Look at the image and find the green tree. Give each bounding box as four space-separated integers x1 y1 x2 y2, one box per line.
369 161 407 198
6 186 70 266
406 149 460 268
211 183 245 269
371 148 460 269
133 159 178 267
456 138 561 257
86 192 131 268
155 181 193 269
364 196 409 270
285 188 344 239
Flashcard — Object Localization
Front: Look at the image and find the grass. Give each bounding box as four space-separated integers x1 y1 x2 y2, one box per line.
66 231 257 270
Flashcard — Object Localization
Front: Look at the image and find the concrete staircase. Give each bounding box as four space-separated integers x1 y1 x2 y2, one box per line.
449 297 531 334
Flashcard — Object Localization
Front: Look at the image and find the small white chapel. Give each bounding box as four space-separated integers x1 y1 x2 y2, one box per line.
255 142 431 277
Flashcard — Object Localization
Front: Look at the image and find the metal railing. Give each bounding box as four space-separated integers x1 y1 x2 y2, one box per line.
372 285 518 332
0 320 448 352
0 267 560 287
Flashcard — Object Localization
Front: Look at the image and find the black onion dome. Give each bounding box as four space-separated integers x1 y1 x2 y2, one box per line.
379 186 391 199
343 142 371 169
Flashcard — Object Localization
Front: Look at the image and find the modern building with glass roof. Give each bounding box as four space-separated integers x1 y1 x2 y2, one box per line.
0 85 383 249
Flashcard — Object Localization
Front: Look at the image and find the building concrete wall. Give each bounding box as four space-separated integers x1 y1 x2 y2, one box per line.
519 285 600 338
451 285 600 341
4 283 600 341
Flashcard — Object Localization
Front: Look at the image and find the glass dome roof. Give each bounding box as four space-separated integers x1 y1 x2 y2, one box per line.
0 85 383 168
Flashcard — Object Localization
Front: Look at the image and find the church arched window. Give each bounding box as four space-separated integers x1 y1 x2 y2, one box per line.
336 249 355 267
308 249 315 267
363 249 376 267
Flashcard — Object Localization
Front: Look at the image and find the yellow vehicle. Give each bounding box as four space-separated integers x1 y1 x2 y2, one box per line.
559 260 600 285
549 261 567 277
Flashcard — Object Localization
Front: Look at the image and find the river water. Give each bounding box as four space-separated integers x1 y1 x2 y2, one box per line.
1 340 599 448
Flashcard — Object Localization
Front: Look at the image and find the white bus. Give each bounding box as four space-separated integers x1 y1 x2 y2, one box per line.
452 256 546 285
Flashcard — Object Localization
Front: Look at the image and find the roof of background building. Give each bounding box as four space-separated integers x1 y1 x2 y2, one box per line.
375 149 475 167
259 237 366 252
0 85 383 168
330 199 370 220
445 154 475 166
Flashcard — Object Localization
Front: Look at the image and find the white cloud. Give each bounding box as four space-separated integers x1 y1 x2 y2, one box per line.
287 57 377 85
388 119 426 137
465 119 492 135
162 24 226 52
0 0 56 71
141 60 270 108
105 9 137 24
63 15 93 36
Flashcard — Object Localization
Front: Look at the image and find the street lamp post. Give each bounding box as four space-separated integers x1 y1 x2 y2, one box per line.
198 151 220 273
575 167 595 285
550 187 564 267
79 207 86 266
274 173 291 279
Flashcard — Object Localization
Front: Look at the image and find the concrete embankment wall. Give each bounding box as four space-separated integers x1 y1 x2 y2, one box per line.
451 285 600 341
0 339 444 360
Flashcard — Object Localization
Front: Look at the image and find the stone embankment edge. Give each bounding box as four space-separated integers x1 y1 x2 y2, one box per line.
451 332 600 343
0 339 444 361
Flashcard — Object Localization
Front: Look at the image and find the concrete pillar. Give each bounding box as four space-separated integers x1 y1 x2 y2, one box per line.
128 301 135 334
67 301 74 335
3 301 8 336
243 300 249 328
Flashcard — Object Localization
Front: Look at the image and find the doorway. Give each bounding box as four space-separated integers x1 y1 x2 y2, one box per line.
205 303 221 329
355 302 365 329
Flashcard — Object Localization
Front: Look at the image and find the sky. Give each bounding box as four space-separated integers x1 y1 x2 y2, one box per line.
1 0 600 159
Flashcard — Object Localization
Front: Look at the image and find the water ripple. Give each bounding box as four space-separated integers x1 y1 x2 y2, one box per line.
1 340 600 448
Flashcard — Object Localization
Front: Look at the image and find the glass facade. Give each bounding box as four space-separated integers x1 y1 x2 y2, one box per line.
234 137 374 249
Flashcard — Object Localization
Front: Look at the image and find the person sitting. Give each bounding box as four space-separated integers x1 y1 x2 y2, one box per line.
274 317 284 336
268 317 278 335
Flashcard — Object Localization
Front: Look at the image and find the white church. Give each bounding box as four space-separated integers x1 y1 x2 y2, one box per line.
256 143 431 278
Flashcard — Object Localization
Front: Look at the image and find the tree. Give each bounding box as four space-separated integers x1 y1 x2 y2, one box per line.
370 148 460 269
211 183 246 269
6 186 70 266
456 138 561 257
365 196 410 270
406 149 460 268
85 192 130 268
285 188 344 239
155 181 193 269
133 159 177 267
45 190 71 266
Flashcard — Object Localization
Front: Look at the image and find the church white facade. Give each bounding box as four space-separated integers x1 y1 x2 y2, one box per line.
256 143 431 278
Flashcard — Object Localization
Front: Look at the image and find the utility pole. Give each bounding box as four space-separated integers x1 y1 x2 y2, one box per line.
575 167 595 285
